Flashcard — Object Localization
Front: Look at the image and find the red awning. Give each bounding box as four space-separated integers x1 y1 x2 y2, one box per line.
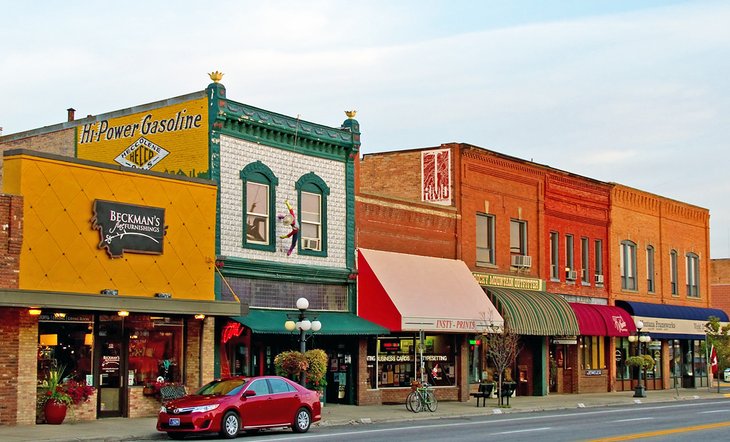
569 303 636 337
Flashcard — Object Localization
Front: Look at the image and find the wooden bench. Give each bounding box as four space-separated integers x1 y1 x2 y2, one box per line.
469 383 495 407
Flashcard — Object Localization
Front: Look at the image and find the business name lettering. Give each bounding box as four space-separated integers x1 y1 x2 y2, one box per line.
436 319 476 330
473 272 543 291
367 355 449 362
79 109 203 144
92 200 166 258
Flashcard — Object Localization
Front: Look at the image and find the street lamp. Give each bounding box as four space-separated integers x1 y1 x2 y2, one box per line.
284 297 322 384
628 319 652 398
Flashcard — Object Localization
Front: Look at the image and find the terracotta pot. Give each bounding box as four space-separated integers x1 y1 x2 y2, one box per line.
44 399 68 425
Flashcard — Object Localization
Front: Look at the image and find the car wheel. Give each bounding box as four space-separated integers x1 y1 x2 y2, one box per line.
219 410 240 439
292 407 311 433
167 432 187 440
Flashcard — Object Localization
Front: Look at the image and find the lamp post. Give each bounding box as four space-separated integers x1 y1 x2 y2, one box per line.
628 319 651 398
284 297 322 385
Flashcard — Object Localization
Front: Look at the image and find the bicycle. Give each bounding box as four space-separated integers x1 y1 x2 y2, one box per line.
405 383 438 413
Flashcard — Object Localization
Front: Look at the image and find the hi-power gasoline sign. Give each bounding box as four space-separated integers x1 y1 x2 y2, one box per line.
76 97 209 178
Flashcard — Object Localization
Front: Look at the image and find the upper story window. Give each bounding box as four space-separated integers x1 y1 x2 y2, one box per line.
686 252 700 298
670 250 678 295
646 245 655 293
594 239 604 285
581 237 590 284
240 161 278 252
296 173 330 257
550 232 559 280
476 213 496 266
565 234 575 281
509 219 527 255
620 240 637 291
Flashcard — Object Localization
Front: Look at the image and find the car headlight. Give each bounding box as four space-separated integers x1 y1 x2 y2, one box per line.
159 405 167 414
190 404 220 413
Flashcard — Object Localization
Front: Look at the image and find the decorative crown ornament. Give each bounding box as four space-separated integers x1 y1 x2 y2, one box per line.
345 110 357 119
208 71 224 83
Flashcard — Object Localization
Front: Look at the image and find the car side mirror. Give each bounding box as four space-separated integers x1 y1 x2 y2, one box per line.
243 390 257 397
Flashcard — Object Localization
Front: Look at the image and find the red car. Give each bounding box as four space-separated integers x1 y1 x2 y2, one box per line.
157 375 321 439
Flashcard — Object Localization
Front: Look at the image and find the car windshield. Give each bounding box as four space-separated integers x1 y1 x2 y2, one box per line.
195 379 247 396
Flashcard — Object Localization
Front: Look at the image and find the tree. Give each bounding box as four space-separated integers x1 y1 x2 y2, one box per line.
481 318 521 406
706 316 730 373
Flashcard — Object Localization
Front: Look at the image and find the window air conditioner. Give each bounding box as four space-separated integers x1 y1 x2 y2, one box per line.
566 270 578 281
302 238 320 250
595 274 604 284
511 255 532 268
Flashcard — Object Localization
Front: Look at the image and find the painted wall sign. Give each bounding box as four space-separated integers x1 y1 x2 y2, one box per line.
472 272 545 291
633 315 714 336
421 148 451 204
403 316 488 332
92 200 166 258
76 97 209 178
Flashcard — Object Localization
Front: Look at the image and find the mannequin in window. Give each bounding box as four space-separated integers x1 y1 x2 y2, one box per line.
279 200 299 256
246 202 266 242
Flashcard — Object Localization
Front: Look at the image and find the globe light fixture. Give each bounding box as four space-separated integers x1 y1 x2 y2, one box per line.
283 297 322 385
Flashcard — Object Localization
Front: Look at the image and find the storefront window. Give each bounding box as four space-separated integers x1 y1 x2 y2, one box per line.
126 315 184 386
617 338 630 380
38 313 95 384
367 334 456 388
467 335 484 383
580 336 606 370
645 341 662 380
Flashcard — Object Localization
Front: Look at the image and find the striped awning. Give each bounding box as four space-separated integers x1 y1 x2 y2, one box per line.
486 287 580 336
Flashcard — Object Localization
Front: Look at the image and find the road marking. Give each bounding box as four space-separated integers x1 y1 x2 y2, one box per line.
493 427 551 435
587 421 730 441
612 417 653 423
698 409 728 414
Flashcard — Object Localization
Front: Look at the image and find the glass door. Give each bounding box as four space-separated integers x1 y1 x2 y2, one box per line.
96 315 126 417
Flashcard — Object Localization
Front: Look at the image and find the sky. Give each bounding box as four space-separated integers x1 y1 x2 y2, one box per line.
2 1 729 257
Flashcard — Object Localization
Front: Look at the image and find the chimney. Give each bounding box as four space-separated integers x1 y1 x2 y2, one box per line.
67 108 76 122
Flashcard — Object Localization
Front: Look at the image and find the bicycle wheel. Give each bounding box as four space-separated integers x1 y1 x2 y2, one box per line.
425 390 438 412
405 391 415 411
407 391 422 413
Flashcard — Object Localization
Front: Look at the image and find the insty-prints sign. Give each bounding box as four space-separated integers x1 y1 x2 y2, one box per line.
92 200 166 258
421 148 451 204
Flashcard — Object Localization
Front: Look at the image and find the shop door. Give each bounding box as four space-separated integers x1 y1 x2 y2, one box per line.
96 316 126 417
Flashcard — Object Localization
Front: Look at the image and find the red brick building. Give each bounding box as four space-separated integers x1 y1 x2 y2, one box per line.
711 259 730 318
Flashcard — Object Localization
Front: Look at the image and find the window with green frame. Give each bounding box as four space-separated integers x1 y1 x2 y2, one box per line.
240 161 278 251
295 173 329 257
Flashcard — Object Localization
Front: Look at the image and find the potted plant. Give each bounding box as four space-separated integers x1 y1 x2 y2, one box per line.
625 355 655 370
274 351 309 378
305 349 328 403
38 366 95 424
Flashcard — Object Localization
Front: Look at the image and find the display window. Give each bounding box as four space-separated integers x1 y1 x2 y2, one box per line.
367 334 456 388
126 315 184 386
38 312 95 385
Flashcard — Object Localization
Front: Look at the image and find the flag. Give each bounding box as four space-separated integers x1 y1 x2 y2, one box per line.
710 345 718 376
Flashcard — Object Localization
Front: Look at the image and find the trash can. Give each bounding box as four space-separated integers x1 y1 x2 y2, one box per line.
723 368 730 382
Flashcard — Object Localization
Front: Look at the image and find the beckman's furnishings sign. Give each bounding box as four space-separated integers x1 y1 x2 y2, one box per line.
92 200 166 258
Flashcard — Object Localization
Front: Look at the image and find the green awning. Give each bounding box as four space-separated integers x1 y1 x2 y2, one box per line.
232 309 390 335
486 287 580 336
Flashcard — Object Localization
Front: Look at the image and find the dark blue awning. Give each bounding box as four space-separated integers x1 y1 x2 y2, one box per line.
616 301 728 340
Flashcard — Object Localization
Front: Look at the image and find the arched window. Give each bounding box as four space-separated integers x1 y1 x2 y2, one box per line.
620 240 637 291
646 245 655 293
295 173 329 257
240 161 278 251
686 252 700 297
670 250 678 295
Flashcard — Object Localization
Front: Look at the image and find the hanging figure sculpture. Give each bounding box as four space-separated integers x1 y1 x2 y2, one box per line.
279 200 299 256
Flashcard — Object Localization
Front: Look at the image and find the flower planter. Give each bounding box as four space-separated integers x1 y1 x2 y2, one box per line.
44 399 68 425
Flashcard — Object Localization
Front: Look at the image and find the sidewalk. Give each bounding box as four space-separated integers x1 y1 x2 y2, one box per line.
2 388 727 441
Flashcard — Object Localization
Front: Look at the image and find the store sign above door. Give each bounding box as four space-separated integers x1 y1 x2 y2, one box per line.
92 200 166 258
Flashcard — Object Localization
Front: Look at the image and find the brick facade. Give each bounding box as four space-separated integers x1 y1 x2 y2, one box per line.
711 259 730 318
0 128 75 185
609 184 711 307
